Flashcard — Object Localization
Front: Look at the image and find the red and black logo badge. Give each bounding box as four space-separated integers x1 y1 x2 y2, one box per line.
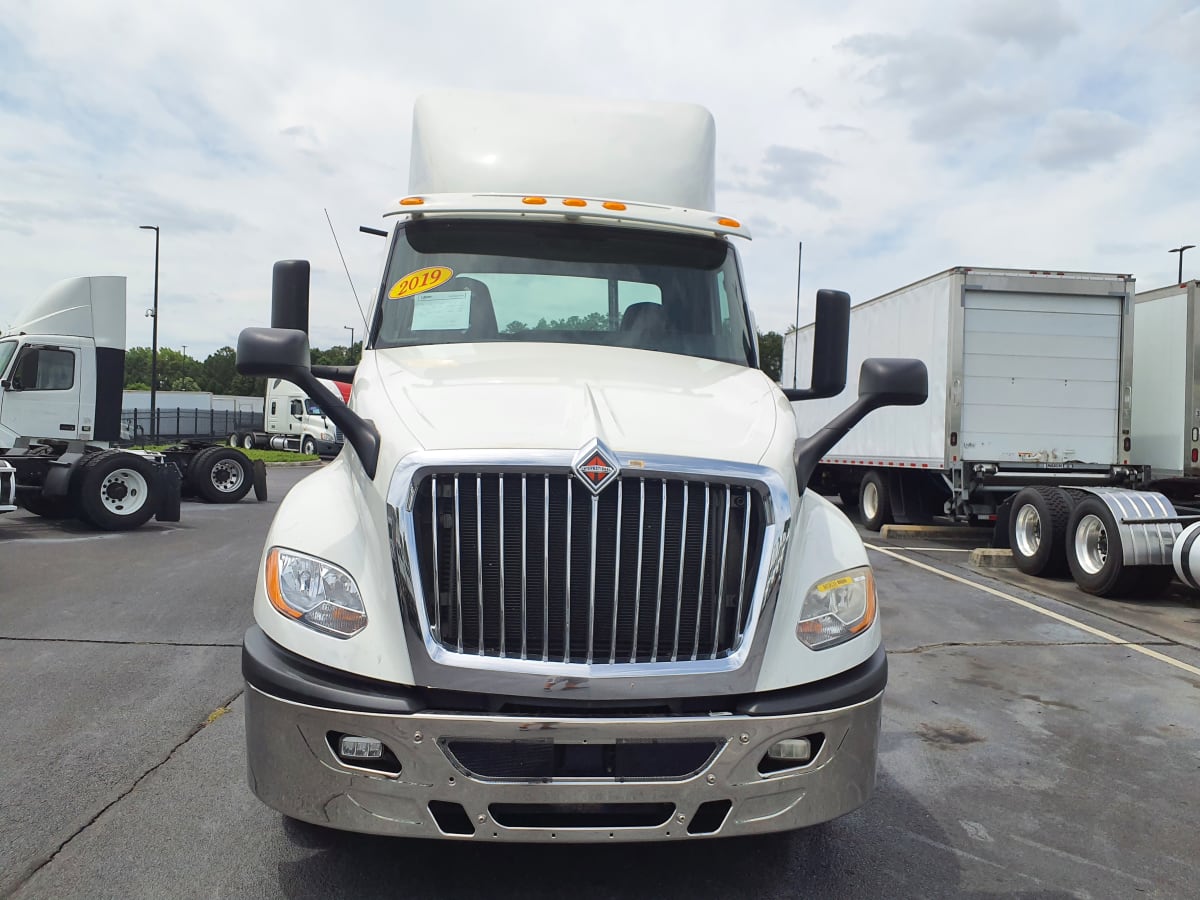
572 440 619 494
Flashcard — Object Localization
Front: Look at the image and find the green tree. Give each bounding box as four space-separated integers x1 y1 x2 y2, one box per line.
123 347 204 391
757 331 783 382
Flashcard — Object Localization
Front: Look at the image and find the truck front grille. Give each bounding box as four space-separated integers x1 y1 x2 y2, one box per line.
411 472 766 664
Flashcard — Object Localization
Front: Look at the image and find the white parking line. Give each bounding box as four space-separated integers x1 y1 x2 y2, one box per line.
867 542 1200 678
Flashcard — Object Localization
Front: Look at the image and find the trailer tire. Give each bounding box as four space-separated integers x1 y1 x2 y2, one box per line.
19 492 75 519
1009 486 1073 576
190 447 253 503
1065 496 1141 596
76 451 159 531
242 433 256 450
859 471 893 531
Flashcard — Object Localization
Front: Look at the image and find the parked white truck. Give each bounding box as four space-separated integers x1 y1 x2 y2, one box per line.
786 267 1197 598
0 276 263 529
230 377 347 457
234 91 928 841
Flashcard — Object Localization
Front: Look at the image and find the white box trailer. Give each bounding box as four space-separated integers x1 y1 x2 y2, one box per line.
783 267 1140 528
1131 280 1200 482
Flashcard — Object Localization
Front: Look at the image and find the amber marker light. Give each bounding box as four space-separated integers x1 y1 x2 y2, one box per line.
848 569 877 634
563 198 587 207
522 196 547 205
399 197 424 206
602 201 627 210
717 217 741 228
265 548 302 619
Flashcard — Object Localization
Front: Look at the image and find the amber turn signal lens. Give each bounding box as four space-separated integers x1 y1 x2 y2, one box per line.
399 197 424 206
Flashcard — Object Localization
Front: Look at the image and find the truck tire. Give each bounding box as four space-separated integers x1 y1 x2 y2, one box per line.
301 436 316 456
76 451 159 531
1066 496 1142 596
1008 486 1073 576
838 485 859 510
228 433 242 448
190 447 253 503
242 433 256 450
859 471 893 531
20 492 75 519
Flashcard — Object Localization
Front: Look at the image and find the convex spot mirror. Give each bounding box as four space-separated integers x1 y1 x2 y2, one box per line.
858 357 928 407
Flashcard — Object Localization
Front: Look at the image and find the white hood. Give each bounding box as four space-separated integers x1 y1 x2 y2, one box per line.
370 342 787 465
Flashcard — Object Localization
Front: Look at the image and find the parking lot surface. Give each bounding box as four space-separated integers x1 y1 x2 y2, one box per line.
2 473 1198 899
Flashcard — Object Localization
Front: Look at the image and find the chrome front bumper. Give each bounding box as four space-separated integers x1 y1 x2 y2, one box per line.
244 684 882 841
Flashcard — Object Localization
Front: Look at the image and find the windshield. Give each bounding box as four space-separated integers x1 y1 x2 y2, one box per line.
0 340 15 379
304 400 323 416
372 219 755 367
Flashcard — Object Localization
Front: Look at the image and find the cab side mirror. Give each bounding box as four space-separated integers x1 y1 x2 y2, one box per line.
783 289 850 401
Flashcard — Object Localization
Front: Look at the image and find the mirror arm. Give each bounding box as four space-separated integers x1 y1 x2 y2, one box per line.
290 372 380 479
794 397 880 488
783 385 843 402
312 364 357 383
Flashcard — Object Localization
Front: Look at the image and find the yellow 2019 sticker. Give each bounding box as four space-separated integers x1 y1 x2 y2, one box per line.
815 576 855 594
389 266 453 299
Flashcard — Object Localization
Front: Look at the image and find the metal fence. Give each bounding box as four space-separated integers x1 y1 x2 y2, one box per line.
121 408 264 442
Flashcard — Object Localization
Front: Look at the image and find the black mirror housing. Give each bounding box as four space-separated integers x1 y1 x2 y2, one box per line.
236 327 312 380
783 289 850 401
858 357 928 408
271 260 311 333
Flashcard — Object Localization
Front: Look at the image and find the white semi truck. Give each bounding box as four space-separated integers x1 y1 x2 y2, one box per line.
229 377 348 457
0 276 264 530
234 90 928 841
786 268 1200 598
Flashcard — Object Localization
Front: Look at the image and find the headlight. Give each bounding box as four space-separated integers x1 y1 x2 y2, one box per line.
320 431 333 440
796 566 876 649
265 547 367 638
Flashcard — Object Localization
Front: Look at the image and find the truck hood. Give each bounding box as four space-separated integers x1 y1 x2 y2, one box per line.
371 343 785 464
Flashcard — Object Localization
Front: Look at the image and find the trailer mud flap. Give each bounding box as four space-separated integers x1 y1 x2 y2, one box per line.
253 460 268 502
157 463 181 522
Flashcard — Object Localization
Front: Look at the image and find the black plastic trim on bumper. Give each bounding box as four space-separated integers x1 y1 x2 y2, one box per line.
242 626 887 718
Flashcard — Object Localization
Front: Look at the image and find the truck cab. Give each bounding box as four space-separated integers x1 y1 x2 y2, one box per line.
236 91 926 841
262 378 342 456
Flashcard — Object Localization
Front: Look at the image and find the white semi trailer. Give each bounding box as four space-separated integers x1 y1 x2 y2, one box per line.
232 90 930 841
0 276 264 530
785 268 1200 598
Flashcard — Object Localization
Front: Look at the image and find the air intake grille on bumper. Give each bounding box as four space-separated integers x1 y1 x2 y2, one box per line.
411 473 766 664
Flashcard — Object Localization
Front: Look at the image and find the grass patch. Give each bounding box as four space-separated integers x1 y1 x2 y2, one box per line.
135 443 321 463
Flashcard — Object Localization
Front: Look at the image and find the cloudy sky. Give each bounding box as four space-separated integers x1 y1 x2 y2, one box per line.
1 0 1197 359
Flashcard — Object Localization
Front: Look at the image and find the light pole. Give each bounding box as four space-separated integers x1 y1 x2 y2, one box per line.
140 225 160 441
344 325 355 360
182 344 187 358
1170 245 1195 284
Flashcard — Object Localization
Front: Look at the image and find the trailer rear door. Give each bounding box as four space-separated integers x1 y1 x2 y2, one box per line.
960 292 1122 465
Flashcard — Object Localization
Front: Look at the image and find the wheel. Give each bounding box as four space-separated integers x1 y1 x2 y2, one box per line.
228 433 241 448
189 447 253 503
859 471 893 531
1066 496 1142 596
838 486 859 510
76 451 159 531
242 433 256 450
301 436 316 456
19 492 75 519
1008 486 1073 576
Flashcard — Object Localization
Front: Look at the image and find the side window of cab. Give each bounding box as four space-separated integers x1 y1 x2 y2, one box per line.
12 347 75 391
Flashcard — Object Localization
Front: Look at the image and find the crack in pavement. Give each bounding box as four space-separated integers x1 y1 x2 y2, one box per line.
0 636 241 648
890 639 1176 654
6 687 247 900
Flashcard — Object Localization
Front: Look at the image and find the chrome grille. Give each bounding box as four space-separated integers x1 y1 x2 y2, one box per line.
411 472 766 663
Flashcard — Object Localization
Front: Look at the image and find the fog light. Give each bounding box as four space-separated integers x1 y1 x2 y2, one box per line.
339 735 383 759
767 739 811 763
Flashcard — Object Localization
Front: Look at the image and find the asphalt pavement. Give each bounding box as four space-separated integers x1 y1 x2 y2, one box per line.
2 475 1198 899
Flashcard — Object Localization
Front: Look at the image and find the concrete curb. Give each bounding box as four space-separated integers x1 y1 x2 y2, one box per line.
970 548 1016 569
880 524 992 540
